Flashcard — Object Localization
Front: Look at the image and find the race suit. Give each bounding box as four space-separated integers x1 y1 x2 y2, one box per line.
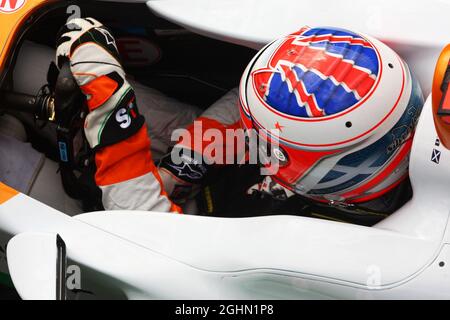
0 40 201 215
0 19 411 225
50 18 244 213
98 87 241 212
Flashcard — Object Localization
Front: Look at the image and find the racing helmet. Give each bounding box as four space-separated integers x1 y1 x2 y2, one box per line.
239 26 424 204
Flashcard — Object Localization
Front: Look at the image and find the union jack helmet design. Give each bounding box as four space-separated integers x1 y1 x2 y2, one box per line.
239 26 424 203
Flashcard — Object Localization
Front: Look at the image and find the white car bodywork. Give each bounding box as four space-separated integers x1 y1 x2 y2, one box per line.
147 0 450 96
1 94 449 299
1 0 450 299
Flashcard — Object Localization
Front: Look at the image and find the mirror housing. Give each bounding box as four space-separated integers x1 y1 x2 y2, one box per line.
432 44 450 149
6 232 66 300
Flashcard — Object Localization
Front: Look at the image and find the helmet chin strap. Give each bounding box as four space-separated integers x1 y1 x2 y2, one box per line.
326 199 355 209
248 172 357 208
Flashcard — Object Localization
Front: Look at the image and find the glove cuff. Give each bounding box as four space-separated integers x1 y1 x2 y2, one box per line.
159 147 209 185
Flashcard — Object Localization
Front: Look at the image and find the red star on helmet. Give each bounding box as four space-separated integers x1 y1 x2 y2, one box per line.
275 122 284 132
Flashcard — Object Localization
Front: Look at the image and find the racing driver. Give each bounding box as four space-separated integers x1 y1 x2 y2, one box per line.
53 18 424 224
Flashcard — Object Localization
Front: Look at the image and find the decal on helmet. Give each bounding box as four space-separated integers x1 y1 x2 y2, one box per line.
253 27 380 118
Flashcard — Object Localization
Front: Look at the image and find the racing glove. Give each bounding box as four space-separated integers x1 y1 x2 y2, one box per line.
56 18 143 149
56 18 180 212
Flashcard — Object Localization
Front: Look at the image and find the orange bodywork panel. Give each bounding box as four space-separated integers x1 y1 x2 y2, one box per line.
0 182 18 204
433 44 450 149
0 0 56 75
1 0 55 203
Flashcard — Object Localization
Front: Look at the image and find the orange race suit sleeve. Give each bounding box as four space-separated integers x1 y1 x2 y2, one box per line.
56 17 180 212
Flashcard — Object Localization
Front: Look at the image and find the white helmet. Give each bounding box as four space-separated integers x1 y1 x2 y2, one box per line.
239 26 424 204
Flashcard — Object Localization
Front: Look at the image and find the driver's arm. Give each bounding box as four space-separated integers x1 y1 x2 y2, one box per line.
56 18 180 213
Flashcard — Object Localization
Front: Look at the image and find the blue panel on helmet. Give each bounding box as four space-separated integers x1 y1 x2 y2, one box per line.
265 65 361 116
317 170 347 184
266 73 309 117
323 85 360 114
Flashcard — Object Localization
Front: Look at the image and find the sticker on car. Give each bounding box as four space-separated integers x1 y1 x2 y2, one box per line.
0 0 26 14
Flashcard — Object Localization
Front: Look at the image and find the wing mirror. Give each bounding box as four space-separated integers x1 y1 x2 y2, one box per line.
432 44 450 149
6 232 67 300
